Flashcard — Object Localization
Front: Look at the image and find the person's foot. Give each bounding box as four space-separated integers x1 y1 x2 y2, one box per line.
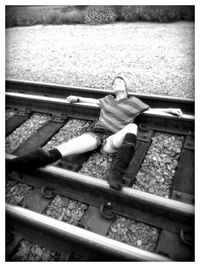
6 148 62 172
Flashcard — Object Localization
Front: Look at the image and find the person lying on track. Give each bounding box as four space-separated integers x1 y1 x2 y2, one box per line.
7 76 183 190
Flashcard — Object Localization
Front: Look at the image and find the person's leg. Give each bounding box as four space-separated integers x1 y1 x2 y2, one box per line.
102 123 138 190
56 133 100 157
6 133 99 172
102 123 138 153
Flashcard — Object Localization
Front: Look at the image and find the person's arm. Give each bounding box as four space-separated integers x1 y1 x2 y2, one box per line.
144 107 183 118
66 95 100 106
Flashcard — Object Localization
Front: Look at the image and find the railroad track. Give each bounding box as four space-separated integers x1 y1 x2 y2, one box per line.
6 79 195 261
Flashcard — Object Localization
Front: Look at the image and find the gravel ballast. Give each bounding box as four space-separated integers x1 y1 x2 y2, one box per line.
6 113 51 154
133 132 184 197
11 240 59 261
6 22 194 98
6 112 184 260
6 22 193 260
107 216 159 252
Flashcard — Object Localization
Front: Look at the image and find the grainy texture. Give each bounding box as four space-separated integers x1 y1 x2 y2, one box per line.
79 151 115 179
107 216 159 252
6 108 17 121
6 110 185 258
133 132 184 197
44 195 88 225
11 240 59 261
6 22 194 98
6 113 51 154
6 179 32 205
6 20 192 259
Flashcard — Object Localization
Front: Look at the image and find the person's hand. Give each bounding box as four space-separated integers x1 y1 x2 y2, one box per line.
167 108 183 118
65 95 79 103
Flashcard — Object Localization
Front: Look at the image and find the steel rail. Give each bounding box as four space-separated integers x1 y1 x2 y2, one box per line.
6 203 171 261
6 92 194 134
6 79 194 114
6 92 99 121
6 154 194 234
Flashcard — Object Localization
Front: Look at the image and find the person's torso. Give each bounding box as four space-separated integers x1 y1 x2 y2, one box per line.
96 95 149 133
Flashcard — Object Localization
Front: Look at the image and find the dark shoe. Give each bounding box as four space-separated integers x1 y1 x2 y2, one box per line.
6 148 62 173
108 133 136 190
